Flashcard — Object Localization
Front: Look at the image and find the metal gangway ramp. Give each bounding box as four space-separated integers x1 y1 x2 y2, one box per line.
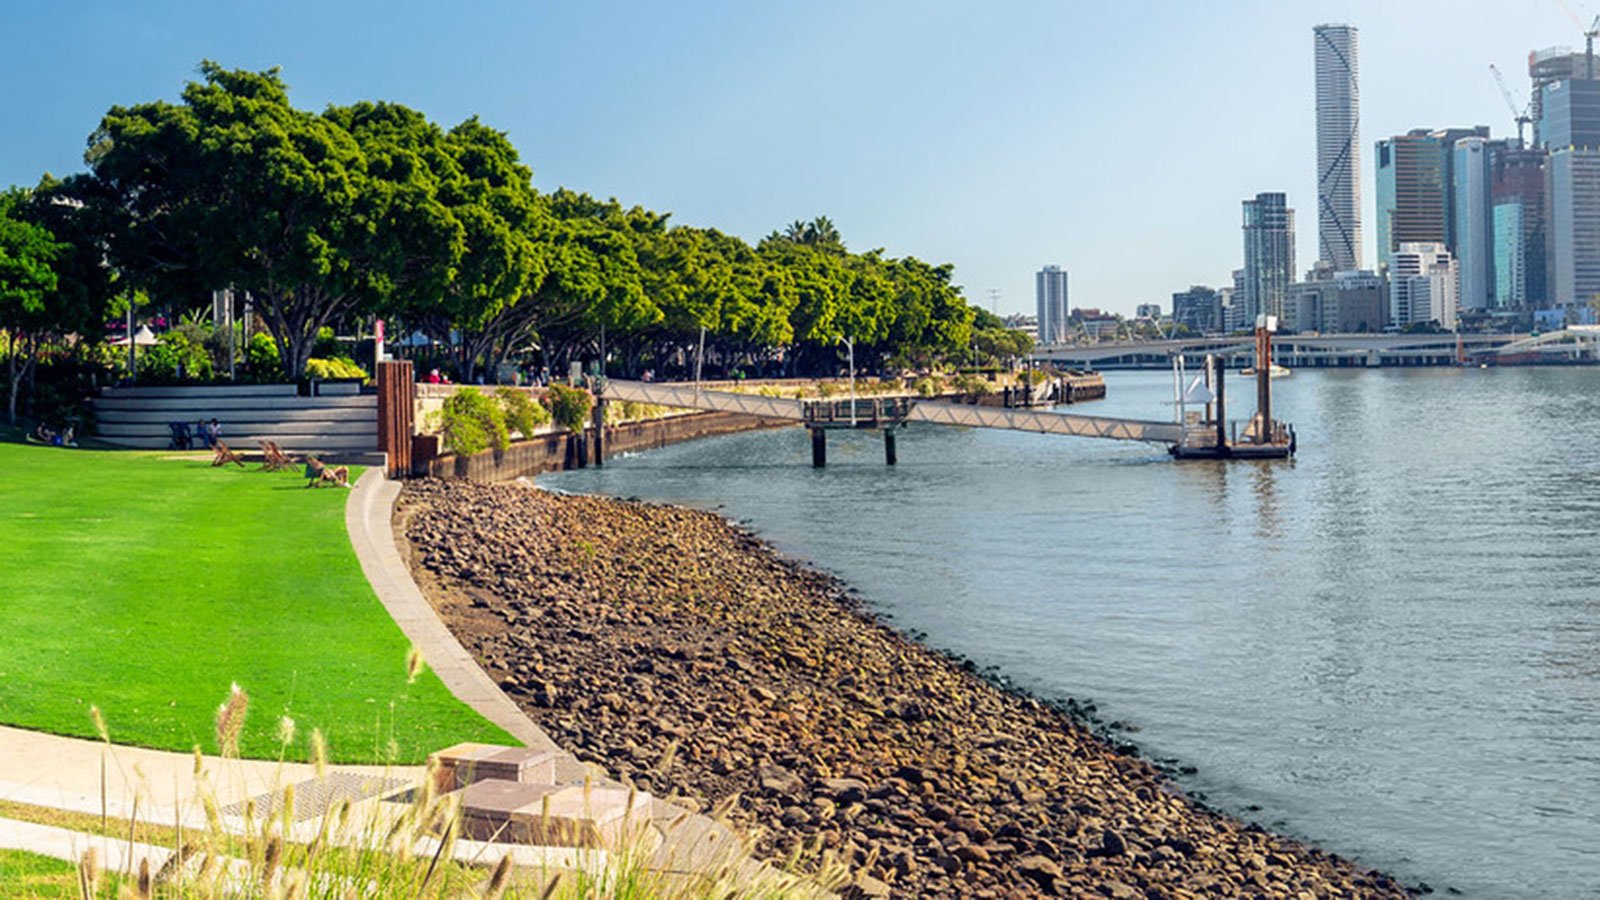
600 379 1181 444
904 401 1181 443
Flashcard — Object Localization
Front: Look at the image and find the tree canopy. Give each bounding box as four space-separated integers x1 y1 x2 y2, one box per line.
6 62 996 398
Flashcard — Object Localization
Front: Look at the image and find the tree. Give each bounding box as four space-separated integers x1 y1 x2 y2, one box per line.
0 191 63 423
86 63 411 378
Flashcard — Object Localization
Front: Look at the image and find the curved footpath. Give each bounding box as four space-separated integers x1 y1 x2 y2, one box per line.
394 477 1419 900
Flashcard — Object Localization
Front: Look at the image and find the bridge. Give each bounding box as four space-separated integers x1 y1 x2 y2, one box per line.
1033 331 1537 369
601 379 1192 466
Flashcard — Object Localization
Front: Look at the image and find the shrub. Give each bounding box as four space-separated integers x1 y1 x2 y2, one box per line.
305 357 369 380
438 388 509 455
140 332 213 383
245 332 283 382
496 386 549 437
914 376 943 397
544 383 593 433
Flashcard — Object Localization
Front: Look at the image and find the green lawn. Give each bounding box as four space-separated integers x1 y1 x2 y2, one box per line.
0 442 512 762
0 848 87 899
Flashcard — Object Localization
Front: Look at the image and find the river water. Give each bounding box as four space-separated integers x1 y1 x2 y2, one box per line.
546 368 1600 898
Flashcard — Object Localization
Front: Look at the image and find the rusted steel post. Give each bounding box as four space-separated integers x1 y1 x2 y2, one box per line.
812 427 826 468
376 360 415 479
592 399 606 467
884 428 897 466
1213 356 1227 451
1255 326 1271 443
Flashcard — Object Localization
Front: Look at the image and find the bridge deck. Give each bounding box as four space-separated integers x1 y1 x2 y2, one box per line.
601 380 1182 444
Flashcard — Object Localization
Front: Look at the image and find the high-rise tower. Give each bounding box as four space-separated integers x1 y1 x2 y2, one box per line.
1035 266 1069 344
1242 193 1296 322
1315 23 1362 271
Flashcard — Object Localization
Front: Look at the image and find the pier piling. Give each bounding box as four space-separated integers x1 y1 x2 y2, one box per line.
811 427 826 468
884 428 897 465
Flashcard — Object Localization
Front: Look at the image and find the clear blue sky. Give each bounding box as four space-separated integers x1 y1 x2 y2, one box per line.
0 0 1586 316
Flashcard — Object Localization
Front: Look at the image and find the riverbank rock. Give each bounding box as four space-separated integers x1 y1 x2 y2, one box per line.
398 478 1413 899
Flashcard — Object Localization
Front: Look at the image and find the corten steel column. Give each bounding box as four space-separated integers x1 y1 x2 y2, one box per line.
376 361 414 479
592 399 606 467
1209 355 1222 451
1255 327 1271 443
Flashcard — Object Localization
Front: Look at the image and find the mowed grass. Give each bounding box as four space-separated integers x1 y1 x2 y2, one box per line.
0 847 94 899
0 442 512 762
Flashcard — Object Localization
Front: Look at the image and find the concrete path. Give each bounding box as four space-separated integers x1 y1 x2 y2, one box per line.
0 815 192 878
0 723 420 830
345 469 560 756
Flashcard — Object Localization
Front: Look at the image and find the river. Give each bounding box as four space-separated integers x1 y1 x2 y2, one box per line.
546 367 1600 898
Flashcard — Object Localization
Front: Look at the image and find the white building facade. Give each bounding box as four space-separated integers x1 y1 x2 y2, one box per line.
1389 243 1459 329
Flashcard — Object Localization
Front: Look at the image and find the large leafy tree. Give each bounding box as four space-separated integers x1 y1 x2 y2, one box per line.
0 191 63 423
86 63 400 378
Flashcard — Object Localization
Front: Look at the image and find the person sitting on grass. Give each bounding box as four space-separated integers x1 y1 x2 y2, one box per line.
30 424 55 444
303 456 350 488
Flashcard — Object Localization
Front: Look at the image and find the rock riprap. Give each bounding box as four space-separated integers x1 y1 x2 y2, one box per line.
399 478 1412 899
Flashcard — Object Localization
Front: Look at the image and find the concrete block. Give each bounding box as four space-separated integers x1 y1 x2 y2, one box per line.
456 779 653 848
428 743 560 793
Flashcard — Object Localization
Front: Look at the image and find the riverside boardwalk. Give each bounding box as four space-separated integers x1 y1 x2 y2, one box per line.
399 478 1411 899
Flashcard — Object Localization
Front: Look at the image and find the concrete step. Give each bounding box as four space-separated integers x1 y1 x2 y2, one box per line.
96 395 376 412
98 421 378 438
99 435 378 452
97 407 377 426
100 382 366 398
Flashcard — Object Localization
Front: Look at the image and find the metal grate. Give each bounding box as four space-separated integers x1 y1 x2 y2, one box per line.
222 772 410 823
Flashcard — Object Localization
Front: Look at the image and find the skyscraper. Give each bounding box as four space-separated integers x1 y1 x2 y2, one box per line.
1548 147 1600 306
1315 24 1362 271
1375 127 1487 271
1035 265 1069 344
1242 193 1296 322
1491 147 1548 308
1453 137 1497 311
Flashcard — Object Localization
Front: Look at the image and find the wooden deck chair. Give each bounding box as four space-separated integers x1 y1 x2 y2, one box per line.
259 440 295 471
211 440 245 468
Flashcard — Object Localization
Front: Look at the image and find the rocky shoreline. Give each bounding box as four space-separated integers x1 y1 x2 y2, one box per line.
398 478 1414 899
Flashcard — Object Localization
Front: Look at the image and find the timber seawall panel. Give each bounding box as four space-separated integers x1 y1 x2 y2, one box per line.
421 411 793 482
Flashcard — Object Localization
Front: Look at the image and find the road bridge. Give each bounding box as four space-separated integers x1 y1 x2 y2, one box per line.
1034 332 1531 369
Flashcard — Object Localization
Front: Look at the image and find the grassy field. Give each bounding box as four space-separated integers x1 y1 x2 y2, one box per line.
0 441 512 762
0 847 102 898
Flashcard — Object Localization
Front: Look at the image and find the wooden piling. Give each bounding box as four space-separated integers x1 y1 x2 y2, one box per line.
811 427 826 468
884 428 897 465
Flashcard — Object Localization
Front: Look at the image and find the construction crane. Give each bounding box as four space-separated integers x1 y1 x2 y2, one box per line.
1490 64 1533 146
1553 0 1600 77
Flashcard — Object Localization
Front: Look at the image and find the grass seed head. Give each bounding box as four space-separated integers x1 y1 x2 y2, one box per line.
89 705 108 742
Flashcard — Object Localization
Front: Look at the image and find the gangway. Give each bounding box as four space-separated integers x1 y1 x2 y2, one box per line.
601 379 1189 466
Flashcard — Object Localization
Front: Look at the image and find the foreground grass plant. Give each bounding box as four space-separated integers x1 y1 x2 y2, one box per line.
0 442 510 761
0 691 845 900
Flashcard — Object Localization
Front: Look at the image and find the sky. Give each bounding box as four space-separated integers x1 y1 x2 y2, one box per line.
0 0 1590 316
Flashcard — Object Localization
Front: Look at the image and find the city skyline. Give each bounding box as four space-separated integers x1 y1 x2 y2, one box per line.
0 1 1592 317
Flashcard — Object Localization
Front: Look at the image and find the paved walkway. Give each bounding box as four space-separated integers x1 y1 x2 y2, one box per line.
0 723 420 830
345 469 595 783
